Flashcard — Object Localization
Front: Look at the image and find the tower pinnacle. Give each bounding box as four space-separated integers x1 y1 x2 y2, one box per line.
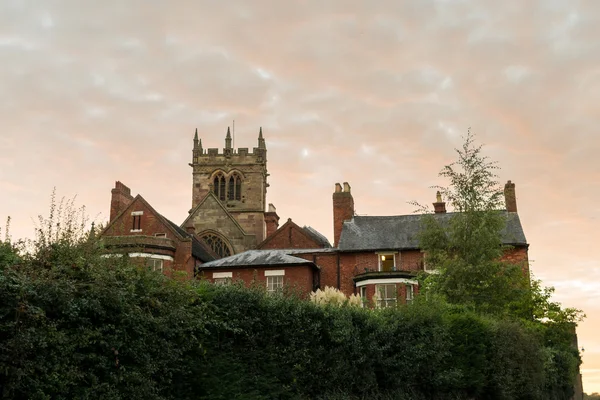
225 127 232 149
258 127 266 149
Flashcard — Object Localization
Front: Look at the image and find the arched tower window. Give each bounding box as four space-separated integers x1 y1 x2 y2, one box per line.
212 172 227 201
199 232 232 258
227 173 243 201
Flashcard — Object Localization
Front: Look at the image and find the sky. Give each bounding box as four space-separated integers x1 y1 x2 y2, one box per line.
1 0 599 392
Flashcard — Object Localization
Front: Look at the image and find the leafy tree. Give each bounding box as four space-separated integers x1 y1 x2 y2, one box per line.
414 129 583 323
413 129 529 316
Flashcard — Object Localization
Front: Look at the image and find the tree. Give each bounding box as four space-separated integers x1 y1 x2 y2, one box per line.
414 129 583 323
412 129 529 316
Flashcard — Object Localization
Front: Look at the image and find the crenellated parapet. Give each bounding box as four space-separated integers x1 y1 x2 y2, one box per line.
191 127 267 168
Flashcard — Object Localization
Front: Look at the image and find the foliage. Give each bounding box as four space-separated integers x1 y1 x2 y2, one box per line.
0 190 583 399
310 285 361 307
415 129 584 324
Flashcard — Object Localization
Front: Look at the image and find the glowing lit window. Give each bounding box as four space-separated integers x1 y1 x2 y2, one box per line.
378 253 396 272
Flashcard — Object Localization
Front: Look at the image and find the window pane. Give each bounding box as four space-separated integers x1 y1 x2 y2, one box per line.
227 177 234 200
267 275 284 294
235 177 241 200
376 284 397 308
200 233 232 258
147 258 163 272
219 177 226 201
380 254 394 272
214 278 231 286
406 284 414 303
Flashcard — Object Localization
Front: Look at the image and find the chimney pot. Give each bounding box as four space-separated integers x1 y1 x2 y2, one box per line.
504 180 517 212
333 181 354 247
110 181 134 222
433 191 446 214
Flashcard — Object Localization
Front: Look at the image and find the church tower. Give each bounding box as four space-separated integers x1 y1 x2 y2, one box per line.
184 126 273 256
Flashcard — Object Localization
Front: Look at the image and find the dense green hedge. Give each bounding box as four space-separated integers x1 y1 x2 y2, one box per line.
0 241 580 399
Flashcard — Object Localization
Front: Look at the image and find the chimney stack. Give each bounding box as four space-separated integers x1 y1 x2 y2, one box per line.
333 182 354 248
433 191 446 214
264 203 280 237
110 181 134 222
504 180 517 212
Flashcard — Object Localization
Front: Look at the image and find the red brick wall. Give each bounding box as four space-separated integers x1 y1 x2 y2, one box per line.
290 250 427 298
358 282 420 308
333 185 354 247
110 181 134 222
400 250 424 271
264 212 279 238
103 197 194 277
501 246 529 274
201 265 316 297
259 223 322 249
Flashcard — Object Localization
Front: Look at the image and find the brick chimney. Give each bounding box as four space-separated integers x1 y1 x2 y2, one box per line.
433 191 446 214
333 182 354 248
110 181 134 222
504 180 517 212
264 203 280 237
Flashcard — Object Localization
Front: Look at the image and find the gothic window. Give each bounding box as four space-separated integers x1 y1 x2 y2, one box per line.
227 173 243 201
235 176 241 200
227 176 235 200
200 232 232 258
212 173 227 201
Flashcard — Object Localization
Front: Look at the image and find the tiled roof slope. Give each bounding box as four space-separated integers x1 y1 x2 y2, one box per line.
338 211 527 252
302 226 332 248
162 216 215 262
200 250 318 269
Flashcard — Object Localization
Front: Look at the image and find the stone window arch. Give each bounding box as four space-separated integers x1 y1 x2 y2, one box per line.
199 231 233 258
212 171 227 201
227 172 243 201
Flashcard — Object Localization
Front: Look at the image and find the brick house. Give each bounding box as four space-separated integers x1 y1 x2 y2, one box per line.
102 128 529 306
101 182 215 278
199 180 528 307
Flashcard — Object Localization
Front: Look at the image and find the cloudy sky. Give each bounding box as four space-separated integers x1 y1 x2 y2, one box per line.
1 0 599 392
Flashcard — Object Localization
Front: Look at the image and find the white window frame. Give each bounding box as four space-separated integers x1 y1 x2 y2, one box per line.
131 211 144 232
154 233 167 238
127 253 173 261
213 271 233 285
265 270 285 294
376 284 397 308
147 258 163 272
421 251 439 273
359 286 367 308
377 252 398 272
405 284 414 304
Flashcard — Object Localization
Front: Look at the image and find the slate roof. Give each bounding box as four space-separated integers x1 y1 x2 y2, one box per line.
163 216 215 262
337 211 527 252
302 226 332 248
200 249 319 269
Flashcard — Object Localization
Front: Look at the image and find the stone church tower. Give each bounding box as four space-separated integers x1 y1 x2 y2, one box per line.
182 127 277 257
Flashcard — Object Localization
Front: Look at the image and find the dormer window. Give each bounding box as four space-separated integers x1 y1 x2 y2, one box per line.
377 252 397 272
